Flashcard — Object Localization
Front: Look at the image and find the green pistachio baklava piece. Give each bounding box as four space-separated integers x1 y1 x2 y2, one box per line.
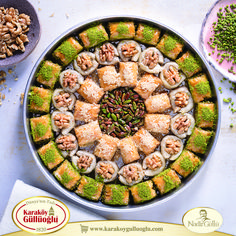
28 86 52 113
54 160 81 190
102 184 129 206
30 114 53 143
79 24 108 49
135 23 161 45
130 180 156 204
53 37 83 66
38 141 64 170
196 102 216 129
109 22 135 40
188 74 212 103
171 150 201 178
186 127 213 154
157 32 184 60
36 60 62 89
176 51 202 77
152 169 181 195
75 175 104 201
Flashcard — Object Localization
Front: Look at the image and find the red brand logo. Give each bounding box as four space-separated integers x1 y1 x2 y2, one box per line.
12 196 70 234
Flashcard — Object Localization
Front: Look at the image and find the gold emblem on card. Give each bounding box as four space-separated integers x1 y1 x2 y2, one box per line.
12 196 70 234
183 207 223 233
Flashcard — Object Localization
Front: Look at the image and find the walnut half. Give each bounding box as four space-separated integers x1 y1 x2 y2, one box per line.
122 165 140 183
173 115 191 134
56 135 77 151
165 139 181 155
143 50 159 69
77 155 93 170
99 43 115 62
96 162 115 179
175 92 189 108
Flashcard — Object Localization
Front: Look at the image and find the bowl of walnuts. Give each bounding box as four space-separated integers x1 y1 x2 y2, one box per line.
0 0 41 67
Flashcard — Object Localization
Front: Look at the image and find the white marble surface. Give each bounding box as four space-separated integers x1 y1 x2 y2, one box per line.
0 0 236 235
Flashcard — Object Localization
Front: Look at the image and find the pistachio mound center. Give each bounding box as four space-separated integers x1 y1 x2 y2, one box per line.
98 87 146 139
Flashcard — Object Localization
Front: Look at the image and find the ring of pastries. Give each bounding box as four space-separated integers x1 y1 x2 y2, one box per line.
28 21 217 206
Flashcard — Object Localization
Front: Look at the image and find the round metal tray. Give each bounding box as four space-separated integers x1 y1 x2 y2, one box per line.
23 15 221 212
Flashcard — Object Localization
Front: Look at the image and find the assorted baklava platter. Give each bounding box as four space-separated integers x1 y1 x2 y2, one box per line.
25 17 219 208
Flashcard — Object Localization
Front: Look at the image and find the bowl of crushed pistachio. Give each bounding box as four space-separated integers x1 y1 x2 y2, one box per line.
0 0 41 67
200 0 236 82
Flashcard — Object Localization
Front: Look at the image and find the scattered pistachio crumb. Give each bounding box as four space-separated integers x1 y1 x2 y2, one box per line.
223 97 232 103
15 77 18 81
221 78 236 128
2 94 5 100
4 84 7 88
50 13 55 17
8 88 12 92
38 8 42 11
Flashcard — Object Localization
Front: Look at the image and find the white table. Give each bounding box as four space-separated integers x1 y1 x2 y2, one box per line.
0 0 235 234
